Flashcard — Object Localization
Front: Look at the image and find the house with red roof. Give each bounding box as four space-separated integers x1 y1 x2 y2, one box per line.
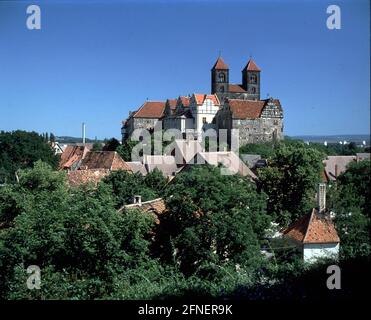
122 100 166 140
282 184 340 263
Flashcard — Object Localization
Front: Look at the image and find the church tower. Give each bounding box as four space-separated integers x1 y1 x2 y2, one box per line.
211 57 229 102
242 59 261 100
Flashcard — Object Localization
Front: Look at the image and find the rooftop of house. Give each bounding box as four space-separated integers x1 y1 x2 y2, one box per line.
59 145 91 170
178 96 191 107
191 151 258 180
193 93 220 106
228 84 247 93
67 169 110 187
133 101 166 119
356 153 370 161
323 155 357 182
227 98 282 119
166 99 178 110
118 197 167 224
170 139 204 164
283 208 340 244
80 151 132 171
126 161 148 175
143 155 182 177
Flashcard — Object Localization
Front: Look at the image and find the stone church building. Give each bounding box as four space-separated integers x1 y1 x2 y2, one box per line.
122 56 284 146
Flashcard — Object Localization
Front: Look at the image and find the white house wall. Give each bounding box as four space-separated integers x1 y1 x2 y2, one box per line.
303 243 339 263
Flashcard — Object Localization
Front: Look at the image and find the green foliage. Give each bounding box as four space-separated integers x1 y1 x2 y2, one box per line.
158 165 270 274
116 139 137 161
0 130 58 183
92 142 103 151
258 141 324 225
101 170 159 209
144 168 167 191
329 160 371 258
0 163 155 299
239 142 276 159
102 138 120 151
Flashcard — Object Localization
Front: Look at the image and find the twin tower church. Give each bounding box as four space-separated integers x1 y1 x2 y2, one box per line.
121 56 284 146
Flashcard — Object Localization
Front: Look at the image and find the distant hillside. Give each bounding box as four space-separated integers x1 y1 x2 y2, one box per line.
56 136 102 144
289 134 370 144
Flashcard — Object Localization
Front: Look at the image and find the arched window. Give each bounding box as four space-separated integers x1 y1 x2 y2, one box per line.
250 87 256 94
219 86 225 93
250 74 257 83
218 72 225 82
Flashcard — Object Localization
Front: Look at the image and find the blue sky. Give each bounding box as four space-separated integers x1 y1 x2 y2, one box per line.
0 0 369 139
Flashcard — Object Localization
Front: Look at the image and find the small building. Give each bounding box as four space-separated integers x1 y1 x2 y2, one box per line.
322 155 356 182
283 184 340 263
80 151 132 171
118 196 166 225
123 101 166 140
215 97 283 146
143 154 182 178
59 145 91 171
356 153 370 162
67 169 110 187
189 151 258 180
169 139 204 166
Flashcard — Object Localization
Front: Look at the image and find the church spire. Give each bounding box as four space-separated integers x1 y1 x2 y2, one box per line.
242 58 261 72
212 56 229 70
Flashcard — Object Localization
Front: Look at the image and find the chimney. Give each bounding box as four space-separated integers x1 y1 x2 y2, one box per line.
133 195 142 206
317 183 326 213
82 122 86 145
335 164 338 177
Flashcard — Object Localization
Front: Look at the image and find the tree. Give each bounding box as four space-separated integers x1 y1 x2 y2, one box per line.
144 168 167 191
0 130 59 183
92 142 103 151
102 138 120 151
116 139 137 161
329 160 371 258
50 133 56 143
239 142 275 159
101 170 159 209
258 142 324 225
0 162 156 299
157 165 270 274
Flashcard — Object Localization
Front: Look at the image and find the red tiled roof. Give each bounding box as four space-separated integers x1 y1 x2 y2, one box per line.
228 98 281 119
133 101 166 118
228 99 266 119
67 169 110 187
212 57 229 70
229 84 247 93
119 198 167 224
283 208 340 244
242 59 261 71
59 145 90 170
80 151 132 171
167 99 177 110
194 94 220 105
178 96 190 107
323 156 356 182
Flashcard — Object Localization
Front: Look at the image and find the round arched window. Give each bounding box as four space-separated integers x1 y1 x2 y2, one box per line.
218 72 225 82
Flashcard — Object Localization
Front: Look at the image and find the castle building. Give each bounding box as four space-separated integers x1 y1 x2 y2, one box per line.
122 56 284 146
